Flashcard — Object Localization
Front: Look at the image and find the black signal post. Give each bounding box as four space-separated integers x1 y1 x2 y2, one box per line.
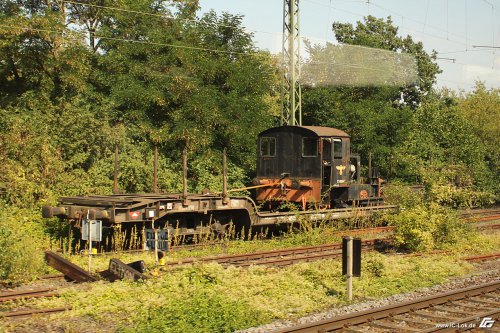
342 236 361 300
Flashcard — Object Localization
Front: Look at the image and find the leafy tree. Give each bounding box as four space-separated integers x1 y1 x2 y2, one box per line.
454 83 500 194
0 0 280 209
392 88 497 206
332 15 441 106
302 16 442 179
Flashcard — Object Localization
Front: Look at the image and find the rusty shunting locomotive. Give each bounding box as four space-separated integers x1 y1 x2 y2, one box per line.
255 125 382 208
43 125 389 240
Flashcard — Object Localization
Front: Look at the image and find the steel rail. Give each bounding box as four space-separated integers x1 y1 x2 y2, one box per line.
476 214 500 222
272 280 500 333
459 208 500 217
0 287 59 303
463 252 500 262
164 238 390 268
0 307 70 318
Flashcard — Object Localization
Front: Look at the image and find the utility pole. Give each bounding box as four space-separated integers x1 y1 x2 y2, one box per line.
282 0 302 126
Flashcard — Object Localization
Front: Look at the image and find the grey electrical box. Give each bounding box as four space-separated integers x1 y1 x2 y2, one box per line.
81 220 102 242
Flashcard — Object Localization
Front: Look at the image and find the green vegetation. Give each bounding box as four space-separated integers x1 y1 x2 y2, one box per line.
382 184 474 252
0 206 51 284
387 204 471 252
1 231 498 333
0 0 498 309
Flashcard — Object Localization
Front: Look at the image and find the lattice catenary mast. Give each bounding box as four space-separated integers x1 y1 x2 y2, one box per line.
282 0 302 126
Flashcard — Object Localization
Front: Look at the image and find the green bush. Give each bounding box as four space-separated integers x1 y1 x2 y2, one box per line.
387 204 471 252
382 183 424 209
0 205 49 284
428 184 496 208
120 288 268 333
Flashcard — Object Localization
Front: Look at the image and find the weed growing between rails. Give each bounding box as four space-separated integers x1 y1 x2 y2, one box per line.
274 201 387 247
387 206 473 252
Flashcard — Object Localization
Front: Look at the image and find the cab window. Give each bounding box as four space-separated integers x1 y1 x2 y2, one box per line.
333 139 342 159
260 137 276 157
302 137 318 157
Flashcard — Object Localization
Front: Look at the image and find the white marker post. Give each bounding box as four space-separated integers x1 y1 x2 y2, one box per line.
346 236 353 301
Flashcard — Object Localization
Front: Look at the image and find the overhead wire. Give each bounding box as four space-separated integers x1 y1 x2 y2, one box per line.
55 0 500 57
303 0 490 47
4 0 498 89
321 0 500 52
0 23 257 56
303 0 499 84
62 0 279 37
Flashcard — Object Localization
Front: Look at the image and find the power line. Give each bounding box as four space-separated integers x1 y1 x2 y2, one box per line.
63 0 278 38
338 0 495 47
302 0 484 48
369 1 477 43
473 45 500 49
0 24 258 56
57 0 500 59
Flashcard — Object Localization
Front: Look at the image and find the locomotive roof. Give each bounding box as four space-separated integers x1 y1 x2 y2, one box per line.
259 125 350 138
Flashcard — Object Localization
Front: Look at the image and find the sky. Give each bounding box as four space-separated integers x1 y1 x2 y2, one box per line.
197 0 500 92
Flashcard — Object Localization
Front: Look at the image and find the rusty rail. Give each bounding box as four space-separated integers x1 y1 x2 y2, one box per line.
44 251 96 282
0 307 70 319
272 280 500 332
463 252 500 262
164 238 391 268
0 287 59 303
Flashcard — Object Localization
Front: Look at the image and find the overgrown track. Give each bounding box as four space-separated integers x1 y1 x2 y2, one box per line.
164 238 391 268
460 208 500 218
0 287 66 320
91 207 499 255
0 307 70 319
0 287 59 303
463 253 500 262
273 280 500 332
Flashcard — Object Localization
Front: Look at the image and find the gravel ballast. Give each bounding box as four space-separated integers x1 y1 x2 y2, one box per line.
237 260 500 333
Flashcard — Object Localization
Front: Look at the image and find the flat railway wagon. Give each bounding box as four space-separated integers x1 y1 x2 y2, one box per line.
42 125 393 245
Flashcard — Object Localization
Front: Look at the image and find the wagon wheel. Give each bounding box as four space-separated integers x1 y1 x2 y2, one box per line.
210 222 229 237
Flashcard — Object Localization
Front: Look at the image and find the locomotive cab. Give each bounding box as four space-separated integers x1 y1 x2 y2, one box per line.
255 126 381 208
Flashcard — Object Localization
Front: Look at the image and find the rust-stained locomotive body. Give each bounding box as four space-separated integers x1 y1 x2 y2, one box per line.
255 126 382 208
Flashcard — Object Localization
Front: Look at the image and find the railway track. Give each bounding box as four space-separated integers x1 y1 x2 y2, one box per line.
460 207 500 218
273 280 500 333
164 238 391 268
0 307 70 319
96 208 500 255
161 214 499 269
0 287 59 303
43 207 497 257
0 287 67 320
463 252 500 262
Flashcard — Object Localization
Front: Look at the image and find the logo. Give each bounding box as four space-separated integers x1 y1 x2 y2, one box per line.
129 211 142 220
336 165 346 176
479 317 495 328
359 190 369 199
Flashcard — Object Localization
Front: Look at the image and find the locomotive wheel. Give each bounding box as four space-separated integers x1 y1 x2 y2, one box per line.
211 222 229 236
